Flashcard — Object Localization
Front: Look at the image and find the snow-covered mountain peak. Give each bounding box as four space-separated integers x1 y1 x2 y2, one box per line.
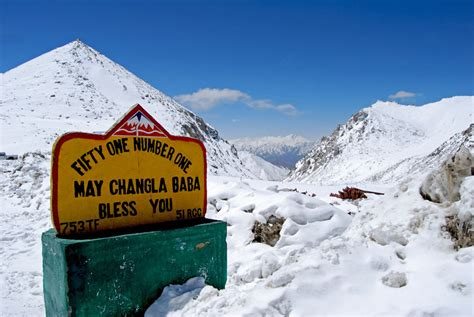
368 96 472 150
6 40 99 77
0 41 256 177
367 99 406 109
288 96 473 184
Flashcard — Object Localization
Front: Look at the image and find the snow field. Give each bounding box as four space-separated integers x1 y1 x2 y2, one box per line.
0 153 50 316
144 176 473 316
1 154 472 316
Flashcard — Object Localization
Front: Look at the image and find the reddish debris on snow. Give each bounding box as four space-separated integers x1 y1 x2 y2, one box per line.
330 187 384 200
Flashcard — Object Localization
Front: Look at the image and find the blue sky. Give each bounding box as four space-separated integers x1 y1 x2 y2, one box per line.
1 0 473 140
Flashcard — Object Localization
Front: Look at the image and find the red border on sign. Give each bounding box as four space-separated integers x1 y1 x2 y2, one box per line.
51 104 207 232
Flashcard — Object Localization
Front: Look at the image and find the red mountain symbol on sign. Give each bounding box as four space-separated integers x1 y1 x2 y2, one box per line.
114 111 166 137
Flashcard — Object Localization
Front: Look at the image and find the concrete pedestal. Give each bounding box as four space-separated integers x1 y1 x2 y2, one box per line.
42 219 227 316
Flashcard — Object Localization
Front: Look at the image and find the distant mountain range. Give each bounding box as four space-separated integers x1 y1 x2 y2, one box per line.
231 135 316 168
287 96 473 184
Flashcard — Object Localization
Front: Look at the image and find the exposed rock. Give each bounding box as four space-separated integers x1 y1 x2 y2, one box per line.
420 145 473 204
252 215 285 247
443 215 473 250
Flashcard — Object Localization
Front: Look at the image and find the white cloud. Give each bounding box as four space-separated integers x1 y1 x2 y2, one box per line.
175 88 299 117
174 88 249 111
276 104 299 116
389 90 417 100
247 99 274 109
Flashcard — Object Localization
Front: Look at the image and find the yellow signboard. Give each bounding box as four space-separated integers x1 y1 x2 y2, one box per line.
51 104 206 236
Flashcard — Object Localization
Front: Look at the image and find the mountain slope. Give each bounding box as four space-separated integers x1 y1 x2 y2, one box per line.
231 134 316 168
287 97 473 184
368 123 474 183
0 40 253 177
237 151 289 181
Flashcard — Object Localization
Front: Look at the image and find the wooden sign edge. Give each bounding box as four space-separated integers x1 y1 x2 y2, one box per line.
50 103 208 233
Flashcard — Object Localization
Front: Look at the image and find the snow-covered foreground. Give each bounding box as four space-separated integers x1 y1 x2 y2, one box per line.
0 154 50 315
146 176 473 316
1 154 472 316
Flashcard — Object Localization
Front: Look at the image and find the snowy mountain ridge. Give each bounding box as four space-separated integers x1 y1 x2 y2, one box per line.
287 96 473 184
231 134 316 168
0 40 255 177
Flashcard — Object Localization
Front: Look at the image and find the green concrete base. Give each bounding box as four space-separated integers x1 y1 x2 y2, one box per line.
42 219 227 316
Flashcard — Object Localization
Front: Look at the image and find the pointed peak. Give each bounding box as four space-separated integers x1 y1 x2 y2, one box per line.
68 38 93 50
70 39 83 47
52 39 106 65
71 38 90 48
